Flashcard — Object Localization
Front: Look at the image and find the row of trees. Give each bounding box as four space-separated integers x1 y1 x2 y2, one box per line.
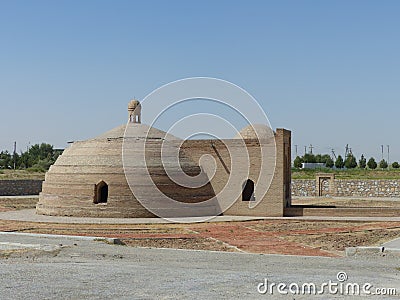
294 153 400 170
0 143 62 172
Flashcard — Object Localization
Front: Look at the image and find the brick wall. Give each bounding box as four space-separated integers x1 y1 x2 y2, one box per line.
182 129 291 217
0 180 43 196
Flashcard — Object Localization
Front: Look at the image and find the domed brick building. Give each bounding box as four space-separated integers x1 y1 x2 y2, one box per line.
36 100 291 218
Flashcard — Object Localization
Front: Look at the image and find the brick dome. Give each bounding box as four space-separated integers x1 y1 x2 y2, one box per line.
36 123 218 218
234 124 274 140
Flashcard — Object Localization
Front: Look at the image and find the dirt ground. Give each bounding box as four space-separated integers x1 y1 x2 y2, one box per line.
1 196 400 257
1 218 399 257
0 197 38 212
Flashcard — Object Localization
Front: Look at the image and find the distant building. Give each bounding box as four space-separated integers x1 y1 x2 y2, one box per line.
301 162 326 169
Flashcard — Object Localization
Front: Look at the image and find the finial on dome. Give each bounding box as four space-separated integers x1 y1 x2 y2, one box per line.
128 99 141 123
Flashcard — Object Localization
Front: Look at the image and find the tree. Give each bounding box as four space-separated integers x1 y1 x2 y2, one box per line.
293 156 303 168
359 154 367 169
344 154 357 169
335 155 344 169
392 162 400 169
0 143 61 171
367 157 377 170
325 156 334 168
0 151 12 169
321 154 332 163
379 159 388 169
315 154 332 164
303 153 316 163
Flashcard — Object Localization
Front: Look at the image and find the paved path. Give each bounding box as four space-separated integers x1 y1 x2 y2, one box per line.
0 209 268 224
0 232 399 299
383 237 400 249
1 209 400 224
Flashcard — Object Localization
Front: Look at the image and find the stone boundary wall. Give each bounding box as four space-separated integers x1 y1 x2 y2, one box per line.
0 180 43 196
292 179 400 198
291 180 316 197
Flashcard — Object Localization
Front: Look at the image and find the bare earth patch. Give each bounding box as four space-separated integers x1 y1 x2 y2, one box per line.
122 237 238 252
0 196 38 211
283 228 400 255
1 218 400 257
0 203 400 256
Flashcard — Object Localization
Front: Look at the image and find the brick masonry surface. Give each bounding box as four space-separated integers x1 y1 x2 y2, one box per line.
0 180 43 196
292 179 400 198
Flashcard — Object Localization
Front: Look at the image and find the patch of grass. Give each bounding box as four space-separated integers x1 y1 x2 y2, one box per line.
26 167 46 173
0 169 45 180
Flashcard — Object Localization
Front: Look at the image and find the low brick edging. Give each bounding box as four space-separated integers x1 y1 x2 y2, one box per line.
0 180 43 196
292 179 400 198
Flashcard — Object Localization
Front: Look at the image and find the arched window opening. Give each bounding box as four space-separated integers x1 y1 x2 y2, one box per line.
94 181 108 204
242 179 255 201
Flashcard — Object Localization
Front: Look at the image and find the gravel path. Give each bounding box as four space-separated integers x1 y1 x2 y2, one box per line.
1 209 400 224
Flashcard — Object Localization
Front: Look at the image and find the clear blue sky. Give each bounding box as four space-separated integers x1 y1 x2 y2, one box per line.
1 1 399 162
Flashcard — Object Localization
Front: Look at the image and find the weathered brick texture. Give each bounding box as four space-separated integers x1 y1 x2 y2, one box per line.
0 180 43 196
37 123 291 218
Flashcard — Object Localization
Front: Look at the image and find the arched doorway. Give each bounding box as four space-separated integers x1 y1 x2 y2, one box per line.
242 179 255 201
94 181 108 204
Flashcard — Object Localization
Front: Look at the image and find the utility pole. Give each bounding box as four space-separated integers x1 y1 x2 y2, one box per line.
304 146 307 155
13 141 16 170
331 149 337 160
295 145 298 157
309 144 314 154
387 145 390 165
381 145 384 161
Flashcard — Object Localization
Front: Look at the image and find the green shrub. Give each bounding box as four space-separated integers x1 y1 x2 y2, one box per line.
359 154 367 169
325 156 334 168
335 155 344 169
392 162 400 169
345 154 357 169
293 156 303 168
367 157 377 169
379 159 388 169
